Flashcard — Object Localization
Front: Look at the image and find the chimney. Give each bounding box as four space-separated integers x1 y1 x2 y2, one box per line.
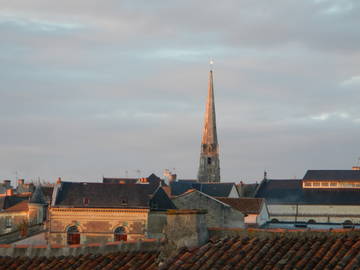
6 189 14 196
352 166 360 170
56 177 62 184
3 180 11 188
17 179 24 186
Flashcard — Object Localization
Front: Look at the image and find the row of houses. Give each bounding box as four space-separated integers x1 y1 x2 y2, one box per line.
0 174 267 245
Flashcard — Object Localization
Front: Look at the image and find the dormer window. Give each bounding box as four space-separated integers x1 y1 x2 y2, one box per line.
121 198 128 205
83 198 90 205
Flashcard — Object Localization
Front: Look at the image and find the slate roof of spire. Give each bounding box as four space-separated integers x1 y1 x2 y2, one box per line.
201 70 218 146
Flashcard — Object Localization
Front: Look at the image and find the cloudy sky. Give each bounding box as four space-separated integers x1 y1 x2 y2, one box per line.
1 0 360 184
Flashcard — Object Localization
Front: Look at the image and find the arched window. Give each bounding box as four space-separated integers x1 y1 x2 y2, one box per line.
67 226 80 245
343 220 354 229
114 226 127 241
270 218 279 223
307 219 316 224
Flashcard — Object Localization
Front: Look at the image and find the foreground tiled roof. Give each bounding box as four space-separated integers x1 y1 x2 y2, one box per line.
162 234 360 270
216 197 264 214
0 252 159 270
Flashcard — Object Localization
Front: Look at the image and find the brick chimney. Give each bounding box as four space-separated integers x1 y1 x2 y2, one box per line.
56 177 62 184
6 189 14 196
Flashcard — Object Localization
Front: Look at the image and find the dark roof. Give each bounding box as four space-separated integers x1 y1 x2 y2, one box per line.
29 185 46 204
54 182 175 210
304 170 360 181
0 252 159 269
170 181 236 197
0 195 30 210
103 173 163 191
162 235 360 269
255 179 360 205
216 197 264 214
41 186 54 203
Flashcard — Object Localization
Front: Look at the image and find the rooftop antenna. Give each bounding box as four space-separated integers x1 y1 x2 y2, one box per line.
135 169 141 177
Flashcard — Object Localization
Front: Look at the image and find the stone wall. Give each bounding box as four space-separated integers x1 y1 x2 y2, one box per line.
48 207 149 245
0 238 162 258
164 209 208 249
172 190 244 228
0 211 28 235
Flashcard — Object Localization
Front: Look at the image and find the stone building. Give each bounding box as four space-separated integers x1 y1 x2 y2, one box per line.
0 186 47 235
197 69 221 182
171 189 244 228
255 169 360 226
48 181 176 245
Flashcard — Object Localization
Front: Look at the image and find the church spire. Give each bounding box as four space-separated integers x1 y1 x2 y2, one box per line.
197 67 220 183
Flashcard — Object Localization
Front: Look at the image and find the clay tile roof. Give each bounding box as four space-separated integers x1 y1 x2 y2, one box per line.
215 197 264 214
0 251 160 270
4 200 29 212
161 234 360 269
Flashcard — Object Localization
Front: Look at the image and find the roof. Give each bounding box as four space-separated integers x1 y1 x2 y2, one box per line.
170 181 236 197
103 173 163 191
53 182 175 210
216 197 264 215
29 185 46 204
304 170 360 181
0 195 30 211
162 234 360 269
41 186 54 203
0 251 159 269
3 200 29 212
255 179 360 205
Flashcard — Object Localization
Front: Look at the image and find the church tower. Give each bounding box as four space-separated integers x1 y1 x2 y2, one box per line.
197 68 220 183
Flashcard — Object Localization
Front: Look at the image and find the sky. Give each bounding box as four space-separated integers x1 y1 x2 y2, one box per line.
1 0 360 184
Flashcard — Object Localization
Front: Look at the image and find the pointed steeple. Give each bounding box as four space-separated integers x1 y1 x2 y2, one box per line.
201 70 218 146
197 68 220 183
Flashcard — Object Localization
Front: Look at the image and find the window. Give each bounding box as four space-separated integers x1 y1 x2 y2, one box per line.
67 226 80 245
83 198 89 205
207 157 211 165
5 217 12 228
270 219 279 223
307 219 316 224
114 226 127 241
330 182 337 187
321 182 329 187
304 182 312 187
313 182 320 187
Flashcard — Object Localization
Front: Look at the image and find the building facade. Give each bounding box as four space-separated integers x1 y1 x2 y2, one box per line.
255 169 360 226
48 181 175 245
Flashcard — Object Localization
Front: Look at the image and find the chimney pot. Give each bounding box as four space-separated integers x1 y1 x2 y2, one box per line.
56 177 62 184
6 189 14 196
